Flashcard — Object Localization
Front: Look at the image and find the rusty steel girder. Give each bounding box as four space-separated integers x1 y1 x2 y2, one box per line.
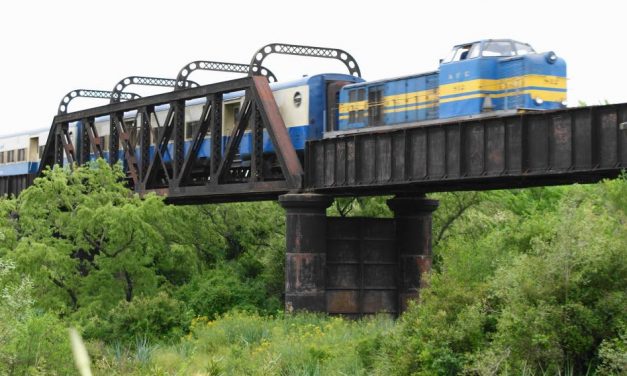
306 104 627 195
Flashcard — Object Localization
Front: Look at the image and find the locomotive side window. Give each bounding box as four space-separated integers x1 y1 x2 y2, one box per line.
455 44 473 61
349 90 355 102
368 86 384 126
482 41 515 57
348 89 365 124
357 89 365 101
514 42 535 56
468 43 481 59
442 44 476 63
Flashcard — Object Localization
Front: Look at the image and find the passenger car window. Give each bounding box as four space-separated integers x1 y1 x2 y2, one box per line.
482 41 515 57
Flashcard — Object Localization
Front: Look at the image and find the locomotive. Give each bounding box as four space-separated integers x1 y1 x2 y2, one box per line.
0 39 566 180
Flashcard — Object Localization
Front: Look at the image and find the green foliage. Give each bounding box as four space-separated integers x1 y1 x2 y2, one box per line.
2 161 626 375
1 161 285 345
88 292 191 343
0 259 74 375
328 196 392 218
376 179 627 375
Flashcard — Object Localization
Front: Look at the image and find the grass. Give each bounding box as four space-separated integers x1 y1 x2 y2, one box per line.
89 311 395 375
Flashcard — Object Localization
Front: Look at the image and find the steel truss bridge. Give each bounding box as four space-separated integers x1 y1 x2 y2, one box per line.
1 43 626 316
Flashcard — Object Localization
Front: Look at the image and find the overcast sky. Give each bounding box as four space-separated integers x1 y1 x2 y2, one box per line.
0 0 624 136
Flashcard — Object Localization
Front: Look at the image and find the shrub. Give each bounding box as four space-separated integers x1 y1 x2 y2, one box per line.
91 292 191 343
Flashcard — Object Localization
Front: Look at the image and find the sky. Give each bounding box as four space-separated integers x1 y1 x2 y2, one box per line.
0 0 624 136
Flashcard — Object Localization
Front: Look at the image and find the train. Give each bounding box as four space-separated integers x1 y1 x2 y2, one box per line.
0 39 566 183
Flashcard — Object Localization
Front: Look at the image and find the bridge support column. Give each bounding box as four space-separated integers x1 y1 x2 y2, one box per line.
387 195 439 312
279 193 333 313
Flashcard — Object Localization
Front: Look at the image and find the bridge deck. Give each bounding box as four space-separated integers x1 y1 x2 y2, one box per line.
306 104 627 196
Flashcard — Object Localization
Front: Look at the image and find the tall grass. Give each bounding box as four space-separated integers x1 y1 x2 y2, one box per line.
91 311 394 375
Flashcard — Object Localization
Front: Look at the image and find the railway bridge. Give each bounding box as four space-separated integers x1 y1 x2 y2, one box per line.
1 44 626 316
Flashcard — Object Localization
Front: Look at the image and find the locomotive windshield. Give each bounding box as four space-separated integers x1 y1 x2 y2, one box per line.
442 40 537 62
482 41 515 57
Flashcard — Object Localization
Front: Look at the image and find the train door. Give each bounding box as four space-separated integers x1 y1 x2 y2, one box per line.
326 81 353 132
28 137 38 161
368 85 384 126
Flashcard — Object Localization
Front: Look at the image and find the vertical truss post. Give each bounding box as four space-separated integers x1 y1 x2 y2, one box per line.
109 114 120 165
251 102 264 181
54 124 65 167
209 93 222 179
172 100 185 184
139 107 152 184
78 119 91 165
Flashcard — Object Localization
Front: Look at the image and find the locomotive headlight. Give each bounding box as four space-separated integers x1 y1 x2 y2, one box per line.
561 100 568 107
534 97 544 105
545 51 558 64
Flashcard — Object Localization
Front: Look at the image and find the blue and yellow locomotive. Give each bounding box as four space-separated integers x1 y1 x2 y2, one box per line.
337 39 566 131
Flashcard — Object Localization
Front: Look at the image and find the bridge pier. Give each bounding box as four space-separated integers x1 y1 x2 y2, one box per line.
387 195 439 312
279 193 333 313
280 193 438 315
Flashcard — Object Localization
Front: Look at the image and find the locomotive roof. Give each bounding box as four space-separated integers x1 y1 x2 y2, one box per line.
453 39 531 47
341 71 439 90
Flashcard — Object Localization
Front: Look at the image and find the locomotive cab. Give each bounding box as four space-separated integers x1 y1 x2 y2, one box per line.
438 39 567 118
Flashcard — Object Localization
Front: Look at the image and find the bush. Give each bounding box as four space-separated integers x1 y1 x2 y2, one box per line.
90 292 191 344
376 179 627 375
177 265 280 319
0 259 74 375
